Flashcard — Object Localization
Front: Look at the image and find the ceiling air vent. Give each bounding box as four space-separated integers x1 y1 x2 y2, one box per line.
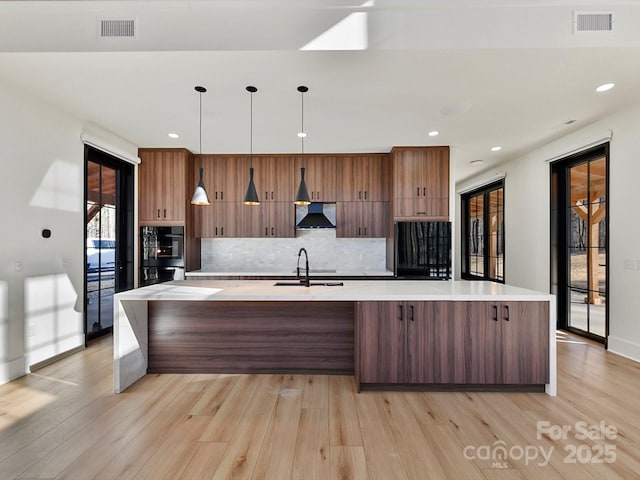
574 12 613 33
100 19 136 38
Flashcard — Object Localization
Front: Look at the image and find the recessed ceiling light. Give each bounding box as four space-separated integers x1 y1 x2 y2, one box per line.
297 132 307 138
168 132 179 139
470 159 484 166
428 131 439 137
491 146 502 152
595 83 615 92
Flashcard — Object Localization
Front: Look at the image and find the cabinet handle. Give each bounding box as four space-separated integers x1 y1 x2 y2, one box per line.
157 209 160 218
221 227 224 236
317 191 321 200
215 192 218 201
423 187 426 196
493 305 498 321
311 191 314 200
359 191 362 200
271 227 275 236
364 227 367 236
215 227 218 236
416 211 427 215
163 209 166 218
358 227 361 236
410 305 414 321
416 187 420 196
265 227 268 236
271 192 274 200
399 304 404 321
504 305 510 321
364 191 368 200
265 191 268 200
221 191 224 200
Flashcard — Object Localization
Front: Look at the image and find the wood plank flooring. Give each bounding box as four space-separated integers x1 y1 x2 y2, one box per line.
1 329 639 479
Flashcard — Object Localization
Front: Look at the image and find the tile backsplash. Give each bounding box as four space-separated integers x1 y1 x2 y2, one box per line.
201 229 387 272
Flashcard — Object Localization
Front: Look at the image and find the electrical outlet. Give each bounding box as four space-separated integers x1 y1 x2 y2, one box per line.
15 260 23 272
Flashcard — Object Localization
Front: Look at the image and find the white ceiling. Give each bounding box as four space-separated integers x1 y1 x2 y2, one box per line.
2 1 640 181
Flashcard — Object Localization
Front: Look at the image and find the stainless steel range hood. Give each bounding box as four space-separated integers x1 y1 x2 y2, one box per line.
295 203 336 229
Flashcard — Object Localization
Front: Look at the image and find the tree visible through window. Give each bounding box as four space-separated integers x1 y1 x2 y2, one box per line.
462 181 504 282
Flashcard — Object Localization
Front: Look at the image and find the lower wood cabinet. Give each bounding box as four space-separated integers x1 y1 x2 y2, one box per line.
457 300 550 385
356 300 549 389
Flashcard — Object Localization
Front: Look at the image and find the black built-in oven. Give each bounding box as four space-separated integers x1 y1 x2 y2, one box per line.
140 226 184 286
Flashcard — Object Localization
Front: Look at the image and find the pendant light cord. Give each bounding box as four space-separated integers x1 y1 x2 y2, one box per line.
300 89 305 158
199 90 203 160
250 89 253 167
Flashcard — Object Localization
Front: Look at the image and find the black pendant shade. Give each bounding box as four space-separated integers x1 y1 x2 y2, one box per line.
294 167 311 206
243 167 260 205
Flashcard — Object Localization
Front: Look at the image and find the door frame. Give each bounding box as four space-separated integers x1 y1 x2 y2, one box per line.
550 143 609 347
84 145 135 343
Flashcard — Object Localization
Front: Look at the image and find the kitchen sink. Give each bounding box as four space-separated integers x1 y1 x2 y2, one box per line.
273 281 344 287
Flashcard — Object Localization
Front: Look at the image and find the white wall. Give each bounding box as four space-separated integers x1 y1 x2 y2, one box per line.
455 105 640 363
0 78 136 384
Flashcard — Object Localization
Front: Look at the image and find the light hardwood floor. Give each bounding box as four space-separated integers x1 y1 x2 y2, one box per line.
1 330 639 479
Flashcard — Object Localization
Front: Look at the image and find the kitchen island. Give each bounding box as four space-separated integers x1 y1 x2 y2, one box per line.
114 280 556 395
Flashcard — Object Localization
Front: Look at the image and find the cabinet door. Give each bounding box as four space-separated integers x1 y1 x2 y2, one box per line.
336 202 360 238
359 302 406 384
161 150 186 222
406 301 465 384
236 203 263 238
138 151 159 222
362 155 389 202
337 156 359 201
457 301 502 384
199 202 240 237
393 149 425 199
252 156 294 202
362 202 388 238
500 301 549 384
425 148 449 217
267 202 295 238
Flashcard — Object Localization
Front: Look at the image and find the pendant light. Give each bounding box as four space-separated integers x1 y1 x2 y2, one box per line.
294 85 311 206
243 86 260 206
191 85 211 206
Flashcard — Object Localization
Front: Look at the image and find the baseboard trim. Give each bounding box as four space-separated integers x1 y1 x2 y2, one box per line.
607 336 640 363
0 356 27 385
29 345 86 372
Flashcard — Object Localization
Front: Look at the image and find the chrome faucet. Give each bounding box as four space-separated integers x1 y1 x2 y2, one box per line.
297 247 310 287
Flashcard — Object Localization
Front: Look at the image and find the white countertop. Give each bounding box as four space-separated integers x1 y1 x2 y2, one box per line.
185 269 395 278
117 279 553 302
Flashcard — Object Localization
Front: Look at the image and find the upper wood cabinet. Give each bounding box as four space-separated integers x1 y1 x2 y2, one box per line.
391 147 449 219
294 155 337 202
239 202 295 238
250 156 295 202
197 201 240 238
336 202 388 238
138 149 190 223
197 155 248 203
337 155 390 202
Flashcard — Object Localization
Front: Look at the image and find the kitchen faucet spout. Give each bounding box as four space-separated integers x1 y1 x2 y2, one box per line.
297 248 310 287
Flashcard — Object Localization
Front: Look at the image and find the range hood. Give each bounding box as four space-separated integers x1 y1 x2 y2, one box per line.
296 203 336 229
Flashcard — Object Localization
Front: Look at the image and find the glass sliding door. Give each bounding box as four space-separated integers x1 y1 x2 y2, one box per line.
551 145 608 344
461 180 505 283
85 146 134 341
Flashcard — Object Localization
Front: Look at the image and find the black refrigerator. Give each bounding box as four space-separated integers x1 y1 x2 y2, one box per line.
395 221 451 279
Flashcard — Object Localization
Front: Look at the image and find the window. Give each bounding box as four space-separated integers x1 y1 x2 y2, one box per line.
461 180 504 282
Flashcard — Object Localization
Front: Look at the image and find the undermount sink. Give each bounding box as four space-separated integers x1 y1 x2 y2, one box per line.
273 281 344 287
